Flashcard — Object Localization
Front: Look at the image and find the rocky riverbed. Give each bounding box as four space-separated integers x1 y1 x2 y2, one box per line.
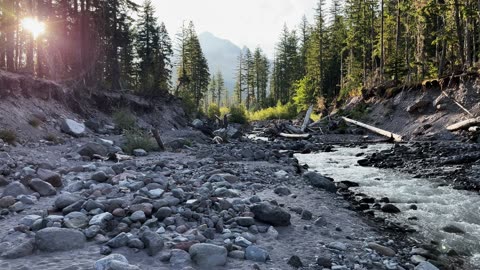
0 132 464 270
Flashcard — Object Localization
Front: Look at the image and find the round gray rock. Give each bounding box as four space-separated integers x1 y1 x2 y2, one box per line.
189 243 227 267
64 211 89 229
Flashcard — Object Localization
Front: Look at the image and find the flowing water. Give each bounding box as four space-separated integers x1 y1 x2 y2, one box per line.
295 144 480 265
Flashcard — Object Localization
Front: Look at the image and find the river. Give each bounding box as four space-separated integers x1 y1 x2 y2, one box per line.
295 144 480 266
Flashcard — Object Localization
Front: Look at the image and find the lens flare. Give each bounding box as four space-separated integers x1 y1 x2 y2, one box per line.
21 18 45 39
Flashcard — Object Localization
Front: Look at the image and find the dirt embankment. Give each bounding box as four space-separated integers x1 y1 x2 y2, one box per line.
344 74 480 141
0 70 189 144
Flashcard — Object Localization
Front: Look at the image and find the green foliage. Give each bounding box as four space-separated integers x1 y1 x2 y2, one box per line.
207 103 220 119
123 129 157 154
293 77 316 111
0 129 17 144
248 102 298 121
113 109 136 130
28 117 42 128
228 105 248 124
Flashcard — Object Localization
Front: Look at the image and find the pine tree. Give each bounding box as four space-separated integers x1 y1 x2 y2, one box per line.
216 71 225 106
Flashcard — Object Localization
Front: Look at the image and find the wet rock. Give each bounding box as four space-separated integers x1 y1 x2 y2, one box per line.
61 118 86 137
245 245 269 262
63 212 89 229
189 243 227 267
36 227 86 252
55 193 83 210
78 143 108 158
287 255 303 268
37 169 62 187
85 225 101 238
2 182 29 197
192 119 204 129
367 242 396 257
414 261 439 270
141 230 164 256
381 204 401 213
250 202 291 226
411 255 427 265
29 179 56 196
442 224 465 234
274 186 291 196
303 172 336 192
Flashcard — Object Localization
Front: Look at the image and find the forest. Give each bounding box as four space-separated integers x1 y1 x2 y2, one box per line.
1 0 479 118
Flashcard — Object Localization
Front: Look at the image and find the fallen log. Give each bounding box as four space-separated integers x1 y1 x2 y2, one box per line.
152 129 165 151
279 133 312 139
447 118 480 131
301 105 314 132
284 124 304 134
341 117 402 142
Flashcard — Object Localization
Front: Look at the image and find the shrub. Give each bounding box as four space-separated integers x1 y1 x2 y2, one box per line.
44 133 61 144
207 103 220 119
123 129 157 154
28 117 42 128
228 105 248 124
0 129 17 144
113 108 136 131
248 102 298 121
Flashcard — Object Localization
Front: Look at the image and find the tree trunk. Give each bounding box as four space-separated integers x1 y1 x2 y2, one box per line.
26 0 35 74
380 0 384 78
5 0 15 71
453 0 465 67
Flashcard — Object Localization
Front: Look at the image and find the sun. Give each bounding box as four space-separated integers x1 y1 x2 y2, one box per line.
21 18 45 39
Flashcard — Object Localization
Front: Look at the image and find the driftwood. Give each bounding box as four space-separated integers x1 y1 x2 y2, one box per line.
284 124 304 134
441 91 474 117
152 129 165 151
301 105 314 132
342 117 403 142
279 133 312 139
447 118 480 131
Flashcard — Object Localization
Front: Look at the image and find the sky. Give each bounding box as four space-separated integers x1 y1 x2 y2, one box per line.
144 0 331 57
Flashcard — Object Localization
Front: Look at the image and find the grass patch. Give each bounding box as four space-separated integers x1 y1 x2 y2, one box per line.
0 129 17 144
28 117 42 128
113 108 136 131
123 129 157 154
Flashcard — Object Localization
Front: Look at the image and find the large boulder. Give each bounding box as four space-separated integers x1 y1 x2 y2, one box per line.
192 119 204 129
78 143 109 158
189 243 227 268
37 168 62 187
415 262 439 270
35 228 86 252
29 179 56 196
2 182 29 197
61 118 86 137
303 172 337 192
250 202 291 226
